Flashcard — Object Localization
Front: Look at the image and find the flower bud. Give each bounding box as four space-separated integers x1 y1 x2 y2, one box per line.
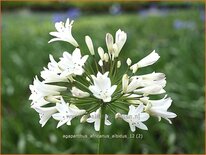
117 60 121 68
136 50 160 68
104 53 109 62
86 77 91 82
98 60 103 67
115 113 122 119
130 64 138 73
122 74 129 93
85 36 95 55
126 58 132 66
98 47 104 60
106 33 114 52
80 115 88 123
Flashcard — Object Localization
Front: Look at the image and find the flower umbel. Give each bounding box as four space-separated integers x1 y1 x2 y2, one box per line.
29 18 176 134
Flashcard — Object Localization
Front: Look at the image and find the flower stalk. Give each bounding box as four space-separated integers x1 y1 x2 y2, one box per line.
98 103 106 154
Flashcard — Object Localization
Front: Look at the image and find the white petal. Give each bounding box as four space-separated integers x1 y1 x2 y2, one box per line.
129 123 136 132
140 113 150 122
136 122 148 130
57 119 68 128
87 117 95 123
94 119 100 131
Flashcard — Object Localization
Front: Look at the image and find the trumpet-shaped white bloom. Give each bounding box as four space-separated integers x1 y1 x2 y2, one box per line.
41 55 69 83
143 96 177 124
132 72 165 81
52 98 86 128
124 73 166 94
106 29 127 59
130 50 160 73
118 104 149 132
29 77 67 107
85 36 95 55
59 48 88 76
48 18 79 47
89 72 117 102
87 108 111 131
71 87 90 98
34 106 57 127
134 84 165 95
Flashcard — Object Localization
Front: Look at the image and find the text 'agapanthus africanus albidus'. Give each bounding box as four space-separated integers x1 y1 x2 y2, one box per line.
29 18 177 153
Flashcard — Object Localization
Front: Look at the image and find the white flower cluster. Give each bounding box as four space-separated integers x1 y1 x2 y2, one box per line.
29 18 176 132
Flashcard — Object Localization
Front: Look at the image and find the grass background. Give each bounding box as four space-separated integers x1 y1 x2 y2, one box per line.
2 2 205 154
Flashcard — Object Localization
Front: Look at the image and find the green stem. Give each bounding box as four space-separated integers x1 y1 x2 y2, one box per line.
98 103 106 154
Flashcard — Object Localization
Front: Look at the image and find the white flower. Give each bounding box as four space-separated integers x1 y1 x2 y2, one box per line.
132 72 165 81
71 87 90 98
52 98 86 128
29 77 67 107
125 78 142 93
118 104 149 132
34 106 57 127
106 29 127 59
134 85 166 95
85 36 95 55
89 72 117 102
143 96 177 124
48 18 79 47
131 76 166 88
86 108 111 131
130 50 160 72
59 48 88 76
41 55 69 83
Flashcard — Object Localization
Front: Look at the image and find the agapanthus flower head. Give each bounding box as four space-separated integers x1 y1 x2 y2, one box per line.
29 18 176 132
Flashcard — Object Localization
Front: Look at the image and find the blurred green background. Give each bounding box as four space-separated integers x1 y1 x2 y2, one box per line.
1 1 205 154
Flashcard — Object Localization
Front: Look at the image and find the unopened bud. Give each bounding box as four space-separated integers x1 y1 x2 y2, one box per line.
85 36 95 55
98 47 104 60
126 58 132 66
117 60 121 68
80 115 88 123
122 74 129 93
104 53 109 62
98 60 103 67
115 113 122 119
130 64 138 73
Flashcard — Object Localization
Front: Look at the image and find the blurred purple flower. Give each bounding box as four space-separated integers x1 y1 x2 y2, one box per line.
139 6 168 17
173 20 196 30
200 10 205 22
66 8 81 19
109 3 122 15
52 8 81 23
52 13 65 23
